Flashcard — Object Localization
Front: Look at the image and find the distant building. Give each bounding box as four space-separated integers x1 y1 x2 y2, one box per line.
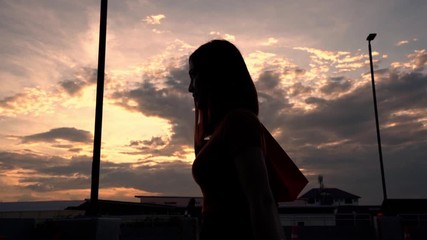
298 188 360 206
135 196 203 208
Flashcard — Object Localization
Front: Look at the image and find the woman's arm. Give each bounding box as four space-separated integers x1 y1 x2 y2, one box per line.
234 146 286 240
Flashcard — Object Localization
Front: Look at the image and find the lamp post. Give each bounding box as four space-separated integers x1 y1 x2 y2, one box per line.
87 0 108 216
367 33 388 201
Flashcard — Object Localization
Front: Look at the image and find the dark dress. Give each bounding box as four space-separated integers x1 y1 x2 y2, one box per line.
192 109 263 240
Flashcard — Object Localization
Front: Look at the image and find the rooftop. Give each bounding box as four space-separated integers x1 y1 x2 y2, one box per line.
300 188 360 200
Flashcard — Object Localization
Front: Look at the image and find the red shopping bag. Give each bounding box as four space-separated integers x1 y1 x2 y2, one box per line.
262 124 308 202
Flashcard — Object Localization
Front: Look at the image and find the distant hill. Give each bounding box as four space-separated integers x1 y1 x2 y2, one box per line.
0 200 84 212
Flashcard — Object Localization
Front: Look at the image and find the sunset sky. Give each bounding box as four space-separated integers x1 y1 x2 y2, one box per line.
0 0 426 204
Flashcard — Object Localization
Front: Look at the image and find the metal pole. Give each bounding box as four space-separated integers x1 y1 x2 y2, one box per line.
87 0 108 216
367 34 388 201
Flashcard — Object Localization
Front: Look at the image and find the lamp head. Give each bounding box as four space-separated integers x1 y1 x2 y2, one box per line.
367 33 377 41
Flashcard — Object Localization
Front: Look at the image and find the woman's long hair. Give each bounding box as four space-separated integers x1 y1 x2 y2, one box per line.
189 40 259 153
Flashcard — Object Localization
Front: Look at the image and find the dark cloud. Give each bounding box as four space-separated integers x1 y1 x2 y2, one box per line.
123 137 173 157
51 144 74 149
258 70 281 89
129 137 167 149
0 93 25 109
0 151 199 196
0 151 52 171
51 144 83 153
21 127 92 143
305 97 328 106
99 160 197 195
261 67 427 203
111 59 194 156
320 77 352 94
69 148 83 153
59 79 86 95
378 71 427 111
286 85 376 143
255 68 294 129
289 82 314 97
59 67 97 96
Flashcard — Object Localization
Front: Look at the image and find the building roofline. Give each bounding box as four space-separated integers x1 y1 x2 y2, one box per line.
299 188 361 199
135 196 202 199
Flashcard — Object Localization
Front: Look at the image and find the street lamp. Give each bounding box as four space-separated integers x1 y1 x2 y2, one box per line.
87 0 108 216
366 33 388 202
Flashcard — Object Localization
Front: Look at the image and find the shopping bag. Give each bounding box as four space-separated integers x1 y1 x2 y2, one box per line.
262 124 308 202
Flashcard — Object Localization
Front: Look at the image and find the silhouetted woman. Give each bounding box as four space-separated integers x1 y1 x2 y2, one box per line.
189 40 285 240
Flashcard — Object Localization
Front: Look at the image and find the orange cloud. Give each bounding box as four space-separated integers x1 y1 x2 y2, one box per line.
397 40 409 46
0 88 57 117
261 37 279 46
143 14 166 25
209 31 236 41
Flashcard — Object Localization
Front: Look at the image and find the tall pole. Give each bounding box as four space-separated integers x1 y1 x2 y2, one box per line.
87 0 108 216
367 33 388 202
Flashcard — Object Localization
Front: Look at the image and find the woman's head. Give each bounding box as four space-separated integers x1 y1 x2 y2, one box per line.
189 40 259 149
188 39 258 117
